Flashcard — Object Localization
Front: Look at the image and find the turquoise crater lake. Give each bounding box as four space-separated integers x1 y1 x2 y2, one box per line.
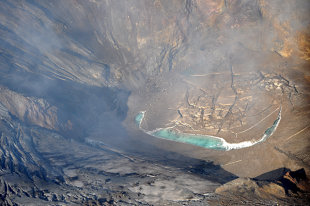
135 108 281 151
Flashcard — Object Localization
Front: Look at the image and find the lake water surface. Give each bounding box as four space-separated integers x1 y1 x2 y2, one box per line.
135 108 281 151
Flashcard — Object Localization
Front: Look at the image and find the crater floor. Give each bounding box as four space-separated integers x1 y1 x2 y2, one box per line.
0 0 310 205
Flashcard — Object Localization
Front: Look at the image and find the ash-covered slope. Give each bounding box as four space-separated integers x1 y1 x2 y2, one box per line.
0 0 310 205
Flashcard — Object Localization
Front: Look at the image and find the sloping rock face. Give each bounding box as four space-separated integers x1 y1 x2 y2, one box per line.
215 168 310 205
0 0 309 205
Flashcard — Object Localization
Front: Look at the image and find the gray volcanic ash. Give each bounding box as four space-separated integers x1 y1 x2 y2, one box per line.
0 0 310 205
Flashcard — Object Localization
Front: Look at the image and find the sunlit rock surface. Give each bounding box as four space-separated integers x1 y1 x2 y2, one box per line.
0 0 310 205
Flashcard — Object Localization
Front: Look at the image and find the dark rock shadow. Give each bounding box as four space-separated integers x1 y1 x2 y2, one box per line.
254 167 290 181
108 132 239 185
254 167 309 196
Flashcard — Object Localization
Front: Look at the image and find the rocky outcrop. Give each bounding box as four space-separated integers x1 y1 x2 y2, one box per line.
0 87 59 130
215 168 310 205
